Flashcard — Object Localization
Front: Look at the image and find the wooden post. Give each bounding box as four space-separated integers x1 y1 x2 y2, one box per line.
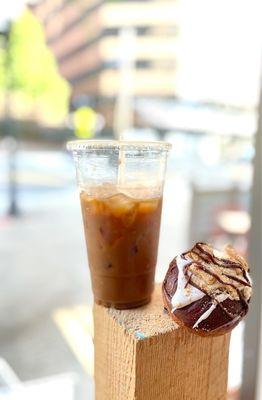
94 284 230 400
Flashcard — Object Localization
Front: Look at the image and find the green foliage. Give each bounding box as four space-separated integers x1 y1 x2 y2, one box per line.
0 44 5 89
4 9 70 121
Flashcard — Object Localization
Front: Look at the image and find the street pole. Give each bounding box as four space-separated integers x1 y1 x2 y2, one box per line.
1 24 19 217
7 136 19 217
113 28 136 140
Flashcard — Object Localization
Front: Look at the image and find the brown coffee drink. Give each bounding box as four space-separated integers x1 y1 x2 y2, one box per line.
81 187 163 309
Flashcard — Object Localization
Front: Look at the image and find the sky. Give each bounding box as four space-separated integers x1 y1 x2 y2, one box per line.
176 0 262 108
0 0 40 30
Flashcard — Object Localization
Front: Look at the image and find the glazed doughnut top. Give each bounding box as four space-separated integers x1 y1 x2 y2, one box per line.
163 242 252 335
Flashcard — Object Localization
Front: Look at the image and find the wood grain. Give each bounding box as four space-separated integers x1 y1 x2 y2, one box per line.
94 285 230 400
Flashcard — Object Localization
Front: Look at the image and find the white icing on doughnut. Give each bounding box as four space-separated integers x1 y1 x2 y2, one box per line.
193 303 216 328
171 255 205 311
215 292 229 303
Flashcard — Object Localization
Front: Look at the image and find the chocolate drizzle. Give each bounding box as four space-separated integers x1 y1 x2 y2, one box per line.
183 242 251 304
223 273 251 287
194 242 248 271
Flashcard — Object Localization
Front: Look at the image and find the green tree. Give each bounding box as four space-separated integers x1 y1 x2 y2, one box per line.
4 9 70 122
0 37 5 88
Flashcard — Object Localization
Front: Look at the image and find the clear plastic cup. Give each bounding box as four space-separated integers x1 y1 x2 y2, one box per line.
67 140 171 309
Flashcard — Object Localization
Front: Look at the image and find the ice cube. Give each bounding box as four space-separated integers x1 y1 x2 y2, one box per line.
138 198 159 214
81 193 103 215
105 193 137 226
105 194 135 214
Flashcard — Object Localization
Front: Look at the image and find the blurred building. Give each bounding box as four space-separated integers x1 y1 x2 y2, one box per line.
31 0 179 132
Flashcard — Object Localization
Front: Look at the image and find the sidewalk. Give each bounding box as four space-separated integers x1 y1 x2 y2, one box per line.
0 197 93 399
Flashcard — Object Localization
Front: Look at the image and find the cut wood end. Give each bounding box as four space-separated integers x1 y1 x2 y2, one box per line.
94 284 178 340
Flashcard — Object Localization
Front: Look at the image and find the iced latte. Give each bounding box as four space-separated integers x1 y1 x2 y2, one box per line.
67 139 171 309
81 186 163 309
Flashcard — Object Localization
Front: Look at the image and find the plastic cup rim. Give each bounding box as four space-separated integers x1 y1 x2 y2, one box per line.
67 139 172 152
